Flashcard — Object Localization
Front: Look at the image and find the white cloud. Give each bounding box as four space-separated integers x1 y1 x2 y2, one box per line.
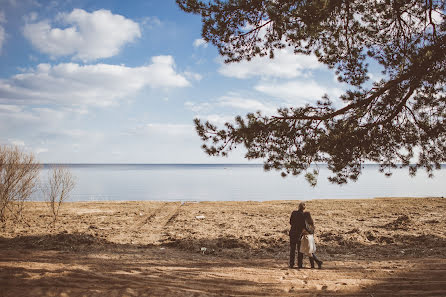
255 80 343 104
368 72 385 84
0 105 73 141
193 38 208 48
186 92 278 114
23 9 141 61
0 104 21 113
0 56 190 106
0 104 37 123
184 71 203 81
201 114 235 125
31 107 65 121
217 94 277 114
218 47 321 79
185 93 280 130
184 101 211 113
141 16 161 29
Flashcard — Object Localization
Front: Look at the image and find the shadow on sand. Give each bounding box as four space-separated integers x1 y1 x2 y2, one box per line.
1 233 445 296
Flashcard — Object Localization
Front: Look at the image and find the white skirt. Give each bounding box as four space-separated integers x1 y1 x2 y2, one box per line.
300 234 316 256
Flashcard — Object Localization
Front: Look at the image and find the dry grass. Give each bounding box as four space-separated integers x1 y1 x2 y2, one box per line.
1 197 445 296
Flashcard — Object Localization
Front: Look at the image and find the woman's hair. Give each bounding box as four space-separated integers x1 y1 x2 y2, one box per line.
298 202 306 211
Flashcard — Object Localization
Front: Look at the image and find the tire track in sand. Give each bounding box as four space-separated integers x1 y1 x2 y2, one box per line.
134 202 182 244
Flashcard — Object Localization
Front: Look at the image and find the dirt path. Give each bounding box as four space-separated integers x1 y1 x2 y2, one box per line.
1 245 445 297
1 198 445 296
108 201 182 245
136 201 182 244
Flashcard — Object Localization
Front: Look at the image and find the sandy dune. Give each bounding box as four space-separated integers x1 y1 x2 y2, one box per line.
1 197 445 296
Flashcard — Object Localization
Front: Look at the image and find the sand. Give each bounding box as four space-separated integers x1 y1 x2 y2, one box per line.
1 197 445 296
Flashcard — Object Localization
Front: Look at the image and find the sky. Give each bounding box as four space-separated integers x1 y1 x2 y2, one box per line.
0 0 349 163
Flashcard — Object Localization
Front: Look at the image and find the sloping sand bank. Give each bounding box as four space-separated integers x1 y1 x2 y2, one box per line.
1 197 445 296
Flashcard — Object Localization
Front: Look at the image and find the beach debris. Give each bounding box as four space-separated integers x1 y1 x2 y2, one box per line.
195 215 206 220
139 212 144 216
200 247 207 254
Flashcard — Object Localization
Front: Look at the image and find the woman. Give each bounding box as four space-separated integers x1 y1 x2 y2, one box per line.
300 211 323 269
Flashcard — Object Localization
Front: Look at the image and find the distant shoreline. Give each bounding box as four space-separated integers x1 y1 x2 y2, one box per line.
40 163 446 167
30 196 445 204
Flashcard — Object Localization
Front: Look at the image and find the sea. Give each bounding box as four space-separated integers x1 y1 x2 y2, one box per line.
34 164 445 202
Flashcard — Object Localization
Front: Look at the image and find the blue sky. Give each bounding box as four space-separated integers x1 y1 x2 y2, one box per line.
0 0 348 163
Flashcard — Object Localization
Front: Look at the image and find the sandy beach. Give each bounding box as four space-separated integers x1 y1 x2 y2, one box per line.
1 197 445 296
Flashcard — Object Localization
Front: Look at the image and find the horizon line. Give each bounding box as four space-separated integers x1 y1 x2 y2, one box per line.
40 163 445 166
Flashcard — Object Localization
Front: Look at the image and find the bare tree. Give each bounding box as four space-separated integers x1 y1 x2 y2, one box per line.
0 145 41 222
43 166 76 226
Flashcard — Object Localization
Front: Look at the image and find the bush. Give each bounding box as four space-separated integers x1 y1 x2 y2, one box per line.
43 166 76 226
0 145 41 222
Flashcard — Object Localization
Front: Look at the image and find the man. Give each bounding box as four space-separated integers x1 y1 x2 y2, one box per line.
289 202 307 268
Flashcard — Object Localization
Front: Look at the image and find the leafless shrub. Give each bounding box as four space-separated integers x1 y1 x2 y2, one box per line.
0 145 41 222
43 166 76 226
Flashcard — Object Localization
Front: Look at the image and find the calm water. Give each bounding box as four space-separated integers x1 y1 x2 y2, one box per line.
34 164 445 202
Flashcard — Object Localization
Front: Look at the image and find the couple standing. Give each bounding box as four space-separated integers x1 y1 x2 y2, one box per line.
289 202 323 269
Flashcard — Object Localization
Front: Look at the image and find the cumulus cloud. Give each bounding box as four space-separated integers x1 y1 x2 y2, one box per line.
0 104 21 113
193 38 208 48
200 114 236 125
0 105 37 124
0 56 191 106
218 47 321 79
141 16 161 29
185 93 278 115
255 80 343 104
185 92 281 133
184 71 203 81
23 9 141 61
217 94 277 114
184 101 211 113
0 105 69 139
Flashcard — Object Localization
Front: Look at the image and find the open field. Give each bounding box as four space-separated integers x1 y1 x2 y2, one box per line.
1 197 445 296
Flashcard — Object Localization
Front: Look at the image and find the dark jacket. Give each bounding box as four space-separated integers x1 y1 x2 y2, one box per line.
289 210 314 240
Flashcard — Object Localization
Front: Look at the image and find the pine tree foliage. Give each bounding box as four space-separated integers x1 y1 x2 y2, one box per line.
178 0 446 184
